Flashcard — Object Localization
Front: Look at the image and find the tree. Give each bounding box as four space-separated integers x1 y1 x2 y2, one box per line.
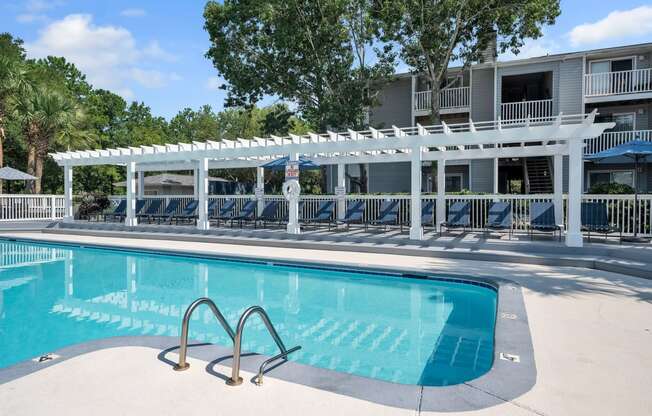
375 0 560 124
169 105 220 143
11 87 86 193
204 0 395 131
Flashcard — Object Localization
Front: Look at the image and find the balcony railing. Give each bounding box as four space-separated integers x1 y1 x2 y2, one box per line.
414 87 470 112
500 99 553 121
584 68 652 97
584 130 652 155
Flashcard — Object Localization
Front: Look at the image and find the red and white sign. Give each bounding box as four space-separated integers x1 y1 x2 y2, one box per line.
285 161 300 180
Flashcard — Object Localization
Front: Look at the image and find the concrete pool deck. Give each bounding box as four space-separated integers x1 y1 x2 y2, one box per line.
1 231 651 415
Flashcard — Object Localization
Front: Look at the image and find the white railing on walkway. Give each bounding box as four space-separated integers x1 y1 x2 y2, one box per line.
414 87 470 112
6 192 650 237
500 99 553 121
584 68 652 97
584 130 652 155
0 195 65 222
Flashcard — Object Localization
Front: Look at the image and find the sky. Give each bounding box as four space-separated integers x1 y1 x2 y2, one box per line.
1 0 652 120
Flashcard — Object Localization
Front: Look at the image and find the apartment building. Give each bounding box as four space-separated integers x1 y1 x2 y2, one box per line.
329 42 652 195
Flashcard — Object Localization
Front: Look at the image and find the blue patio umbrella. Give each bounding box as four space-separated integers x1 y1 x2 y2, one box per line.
585 139 652 241
261 156 320 171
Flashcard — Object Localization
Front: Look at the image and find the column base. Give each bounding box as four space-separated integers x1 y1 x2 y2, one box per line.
196 220 210 231
409 226 423 240
286 222 301 235
565 232 583 247
125 217 138 227
63 216 74 223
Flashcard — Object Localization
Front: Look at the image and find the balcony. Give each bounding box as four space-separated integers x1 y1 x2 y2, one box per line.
500 99 553 121
413 86 470 113
584 68 652 101
584 129 652 156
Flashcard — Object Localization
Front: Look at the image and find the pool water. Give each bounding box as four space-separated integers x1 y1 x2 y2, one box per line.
0 239 496 386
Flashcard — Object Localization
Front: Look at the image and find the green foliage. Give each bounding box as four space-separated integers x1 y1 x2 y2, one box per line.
588 182 635 195
374 0 560 122
76 192 111 219
204 0 396 130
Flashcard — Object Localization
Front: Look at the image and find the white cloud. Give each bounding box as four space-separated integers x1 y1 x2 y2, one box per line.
120 8 146 18
569 6 652 47
143 40 178 62
502 37 559 60
130 68 182 89
16 13 48 24
25 0 63 13
24 14 180 99
206 76 223 91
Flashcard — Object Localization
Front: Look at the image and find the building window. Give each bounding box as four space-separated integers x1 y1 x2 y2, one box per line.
445 174 463 192
588 170 634 188
596 112 636 132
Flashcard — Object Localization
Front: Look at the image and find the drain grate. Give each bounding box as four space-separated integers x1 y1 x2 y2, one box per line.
499 352 520 363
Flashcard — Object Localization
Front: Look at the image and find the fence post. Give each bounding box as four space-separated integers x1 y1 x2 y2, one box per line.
50 196 56 220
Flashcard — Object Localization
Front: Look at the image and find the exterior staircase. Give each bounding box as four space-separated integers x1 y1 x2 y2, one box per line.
524 157 553 194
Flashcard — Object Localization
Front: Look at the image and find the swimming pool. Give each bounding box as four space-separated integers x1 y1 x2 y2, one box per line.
0 239 497 386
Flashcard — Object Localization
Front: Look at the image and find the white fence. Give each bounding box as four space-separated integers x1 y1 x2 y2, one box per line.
584 130 652 155
414 87 470 112
0 195 65 222
4 193 651 237
500 99 553 121
584 68 652 97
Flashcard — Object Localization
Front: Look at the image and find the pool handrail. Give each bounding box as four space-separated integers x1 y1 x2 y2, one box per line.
173 297 235 371
227 305 301 386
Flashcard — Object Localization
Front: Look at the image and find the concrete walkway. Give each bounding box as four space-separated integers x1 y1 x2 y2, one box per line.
1 232 651 415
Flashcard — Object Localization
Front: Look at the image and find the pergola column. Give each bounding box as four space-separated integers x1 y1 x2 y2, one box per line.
125 161 138 227
409 147 423 240
197 158 210 231
137 171 145 198
192 168 199 199
286 152 301 235
256 167 265 215
493 157 499 194
566 140 584 247
63 165 73 222
553 153 564 226
436 159 446 232
337 163 346 220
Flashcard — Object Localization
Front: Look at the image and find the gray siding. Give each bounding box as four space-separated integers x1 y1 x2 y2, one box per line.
368 162 411 193
559 58 584 114
470 159 494 193
369 78 412 128
471 68 494 121
497 61 560 114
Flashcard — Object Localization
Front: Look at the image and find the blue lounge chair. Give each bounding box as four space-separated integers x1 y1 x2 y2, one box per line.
210 200 236 226
281 201 305 224
337 201 366 230
421 201 435 229
150 199 181 224
485 202 513 239
529 202 562 241
104 200 126 222
440 201 471 236
253 201 280 228
113 199 146 222
581 201 621 242
303 201 335 229
137 199 163 224
230 200 257 227
369 200 400 230
172 200 199 224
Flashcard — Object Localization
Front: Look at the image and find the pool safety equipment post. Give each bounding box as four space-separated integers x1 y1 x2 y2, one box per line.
125 161 138 227
197 157 210 230
285 153 301 235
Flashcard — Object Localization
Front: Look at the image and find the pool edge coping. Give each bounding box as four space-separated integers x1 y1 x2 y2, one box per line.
0 235 536 412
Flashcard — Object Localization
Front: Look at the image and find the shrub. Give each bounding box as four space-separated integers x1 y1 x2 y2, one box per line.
77 193 111 219
587 182 635 194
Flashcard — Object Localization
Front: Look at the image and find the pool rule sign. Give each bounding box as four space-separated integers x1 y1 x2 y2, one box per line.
285 161 300 180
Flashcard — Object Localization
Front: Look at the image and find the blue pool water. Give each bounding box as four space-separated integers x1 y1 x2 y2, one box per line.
0 239 496 386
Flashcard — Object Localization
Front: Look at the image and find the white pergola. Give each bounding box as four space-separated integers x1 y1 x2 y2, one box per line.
50 111 614 247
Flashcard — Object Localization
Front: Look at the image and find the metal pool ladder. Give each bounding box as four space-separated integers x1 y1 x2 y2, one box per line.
173 297 301 386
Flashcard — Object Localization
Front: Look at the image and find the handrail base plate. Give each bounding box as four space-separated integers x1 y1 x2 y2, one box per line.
173 363 190 371
226 376 243 386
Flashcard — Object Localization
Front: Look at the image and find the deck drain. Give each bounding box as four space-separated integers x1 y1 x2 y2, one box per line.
501 313 517 320
499 353 520 363
32 353 60 363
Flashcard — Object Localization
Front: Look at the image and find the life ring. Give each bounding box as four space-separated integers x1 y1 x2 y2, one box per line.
282 179 301 200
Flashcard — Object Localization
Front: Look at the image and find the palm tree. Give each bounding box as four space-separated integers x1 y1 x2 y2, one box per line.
12 87 86 193
0 56 32 192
